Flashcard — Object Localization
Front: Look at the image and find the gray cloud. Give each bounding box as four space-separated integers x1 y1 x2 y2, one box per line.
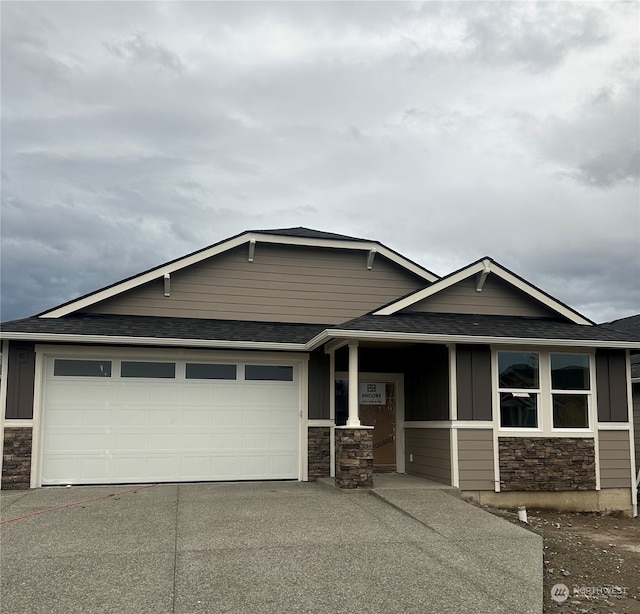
103 31 184 73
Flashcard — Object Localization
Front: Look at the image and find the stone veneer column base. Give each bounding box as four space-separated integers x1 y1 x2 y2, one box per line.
2 427 33 490
335 426 373 489
308 427 331 481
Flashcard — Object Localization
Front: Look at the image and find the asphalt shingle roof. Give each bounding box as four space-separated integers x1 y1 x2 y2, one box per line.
3 312 640 347
0 315 326 345
334 312 640 343
250 227 371 242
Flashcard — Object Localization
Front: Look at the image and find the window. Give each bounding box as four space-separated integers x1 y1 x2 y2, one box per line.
245 365 293 381
498 352 539 428
551 353 590 428
121 361 175 379
54 359 112 377
496 350 592 431
186 363 236 380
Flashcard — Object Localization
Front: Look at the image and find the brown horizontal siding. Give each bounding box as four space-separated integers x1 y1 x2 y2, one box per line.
84 244 425 323
405 428 451 484
405 275 557 318
458 428 495 491
598 430 632 489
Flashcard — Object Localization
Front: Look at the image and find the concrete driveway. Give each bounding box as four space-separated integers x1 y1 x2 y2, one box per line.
1 481 542 614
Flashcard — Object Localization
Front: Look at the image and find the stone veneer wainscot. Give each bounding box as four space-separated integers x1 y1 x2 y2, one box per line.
2 427 33 489
499 437 596 491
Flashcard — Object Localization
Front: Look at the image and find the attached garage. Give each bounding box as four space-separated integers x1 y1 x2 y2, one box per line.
39 352 303 485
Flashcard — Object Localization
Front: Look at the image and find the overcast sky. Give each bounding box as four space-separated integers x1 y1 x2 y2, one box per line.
2 1 639 325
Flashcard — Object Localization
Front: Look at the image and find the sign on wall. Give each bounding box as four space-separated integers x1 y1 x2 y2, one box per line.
359 382 386 405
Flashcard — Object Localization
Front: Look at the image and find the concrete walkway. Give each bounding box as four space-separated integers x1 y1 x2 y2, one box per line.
1 480 542 614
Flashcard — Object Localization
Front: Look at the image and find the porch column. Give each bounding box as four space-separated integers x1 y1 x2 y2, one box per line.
346 341 360 427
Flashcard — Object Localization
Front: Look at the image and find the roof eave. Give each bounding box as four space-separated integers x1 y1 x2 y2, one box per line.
306 329 640 351
0 331 308 352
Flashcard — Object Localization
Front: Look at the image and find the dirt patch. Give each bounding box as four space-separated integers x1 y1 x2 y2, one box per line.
490 507 640 613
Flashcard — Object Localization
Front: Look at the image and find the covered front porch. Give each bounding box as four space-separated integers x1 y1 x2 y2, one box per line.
308 338 477 489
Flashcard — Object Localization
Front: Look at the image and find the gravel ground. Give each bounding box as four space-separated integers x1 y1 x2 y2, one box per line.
488 507 640 614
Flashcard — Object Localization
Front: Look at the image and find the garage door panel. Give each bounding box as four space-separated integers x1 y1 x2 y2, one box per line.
211 432 242 449
181 409 213 427
112 408 147 426
42 357 301 485
242 410 271 427
212 409 243 426
45 382 112 404
181 431 211 449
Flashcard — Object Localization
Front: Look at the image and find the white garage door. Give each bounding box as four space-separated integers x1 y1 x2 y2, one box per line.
41 356 301 485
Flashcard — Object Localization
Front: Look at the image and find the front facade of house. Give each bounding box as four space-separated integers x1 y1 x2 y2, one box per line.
1 228 638 515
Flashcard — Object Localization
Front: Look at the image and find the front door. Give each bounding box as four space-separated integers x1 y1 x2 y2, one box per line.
359 381 397 472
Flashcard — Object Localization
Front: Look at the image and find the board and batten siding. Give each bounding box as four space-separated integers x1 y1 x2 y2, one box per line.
82 244 427 324
403 275 557 318
457 429 495 491
598 430 632 489
4 341 36 420
405 428 451 485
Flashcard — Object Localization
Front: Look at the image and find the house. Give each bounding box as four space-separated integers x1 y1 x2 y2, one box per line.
1 227 639 515
599 314 640 489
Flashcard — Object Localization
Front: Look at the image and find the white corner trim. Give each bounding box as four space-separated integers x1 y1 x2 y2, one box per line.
450 428 459 488
0 340 9 489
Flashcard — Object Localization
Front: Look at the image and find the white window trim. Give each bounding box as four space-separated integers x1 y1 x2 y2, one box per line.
492 346 596 437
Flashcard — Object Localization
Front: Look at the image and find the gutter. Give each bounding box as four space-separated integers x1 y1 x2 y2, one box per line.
305 329 640 352
0 332 308 352
2 329 640 353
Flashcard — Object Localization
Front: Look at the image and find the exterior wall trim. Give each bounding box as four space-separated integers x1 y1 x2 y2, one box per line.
306 330 640 351
625 349 638 515
4 332 308 352
404 420 494 429
0 339 9 488
597 423 631 430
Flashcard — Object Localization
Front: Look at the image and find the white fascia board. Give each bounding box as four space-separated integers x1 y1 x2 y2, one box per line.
487 265 592 325
247 234 438 281
40 233 251 318
40 232 438 319
1 332 307 352
374 259 593 325
306 329 640 351
374 261 487 315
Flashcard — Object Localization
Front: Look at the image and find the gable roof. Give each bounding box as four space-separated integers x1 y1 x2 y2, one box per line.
38 227 439 319
372 257 594 326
